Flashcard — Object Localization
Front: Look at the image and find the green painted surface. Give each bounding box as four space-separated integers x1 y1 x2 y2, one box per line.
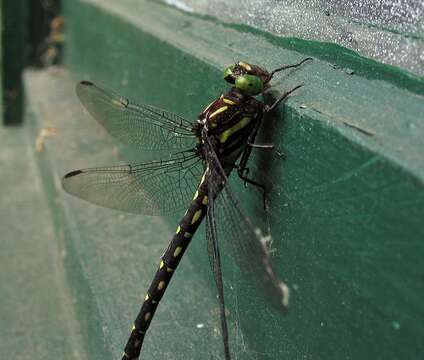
0 105 86 359
14 0 424 359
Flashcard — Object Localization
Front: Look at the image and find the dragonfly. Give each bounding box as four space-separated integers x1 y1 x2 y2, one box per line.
62 57 312 360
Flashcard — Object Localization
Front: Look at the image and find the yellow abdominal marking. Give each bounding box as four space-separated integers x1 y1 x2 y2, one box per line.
238 61 252 71
160 260 174 272
202 196 208 205
157 281 166 291
176 226 181 234
219 117 251 143
173 246 183 257
223 98 236 105
144 312 151 321
209 106 228 118
184 232 192 238
191 209 202 224
144 294 149 301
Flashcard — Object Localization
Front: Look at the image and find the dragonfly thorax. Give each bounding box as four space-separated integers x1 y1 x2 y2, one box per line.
193 88 262 172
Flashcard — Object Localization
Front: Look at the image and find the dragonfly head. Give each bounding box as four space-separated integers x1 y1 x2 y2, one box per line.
223 61 274 96
224 58 313 96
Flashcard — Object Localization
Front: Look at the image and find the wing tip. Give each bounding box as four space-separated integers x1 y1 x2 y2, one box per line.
76 80 95 99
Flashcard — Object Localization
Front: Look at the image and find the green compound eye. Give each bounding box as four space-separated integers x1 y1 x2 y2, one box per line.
235 74 263 96
223 64 235 82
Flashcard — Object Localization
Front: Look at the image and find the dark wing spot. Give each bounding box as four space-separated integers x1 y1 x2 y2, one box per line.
64 169 83 178
80 80 94 86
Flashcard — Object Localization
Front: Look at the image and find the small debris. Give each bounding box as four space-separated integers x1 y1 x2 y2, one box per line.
35 127 58 152
196 323 205 329
299 104 307 109
391 321 400 330
345 68 355 75
408 122 416 129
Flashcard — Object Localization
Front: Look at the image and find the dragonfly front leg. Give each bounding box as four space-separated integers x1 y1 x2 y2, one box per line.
237 170 268 209
237 143 269 209
237 143 287 210
263 84 304 113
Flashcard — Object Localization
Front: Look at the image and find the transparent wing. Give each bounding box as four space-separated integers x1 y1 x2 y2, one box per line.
62 151 205 215
76 81 196 151
205 172 231 360
203 135 289 311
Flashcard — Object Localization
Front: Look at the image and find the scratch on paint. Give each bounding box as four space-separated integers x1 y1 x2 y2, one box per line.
329 155 380 186
310 106 375 136
301 155 381 195
342 121 375 136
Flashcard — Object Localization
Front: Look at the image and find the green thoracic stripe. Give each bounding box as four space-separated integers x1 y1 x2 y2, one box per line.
218 116 252 143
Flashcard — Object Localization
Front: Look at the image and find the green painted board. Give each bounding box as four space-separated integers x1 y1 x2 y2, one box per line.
0 92 87 359
23 0 424 359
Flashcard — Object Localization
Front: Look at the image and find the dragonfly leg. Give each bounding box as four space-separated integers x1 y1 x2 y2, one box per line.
237 167 267 210
274 149 287 160
264 84 304 113
237 164 249 176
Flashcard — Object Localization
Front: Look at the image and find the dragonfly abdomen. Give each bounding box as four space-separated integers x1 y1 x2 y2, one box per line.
122 172 209 360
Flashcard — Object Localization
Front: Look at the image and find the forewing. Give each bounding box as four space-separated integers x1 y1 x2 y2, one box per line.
62 152 204 215
76 81 196 151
